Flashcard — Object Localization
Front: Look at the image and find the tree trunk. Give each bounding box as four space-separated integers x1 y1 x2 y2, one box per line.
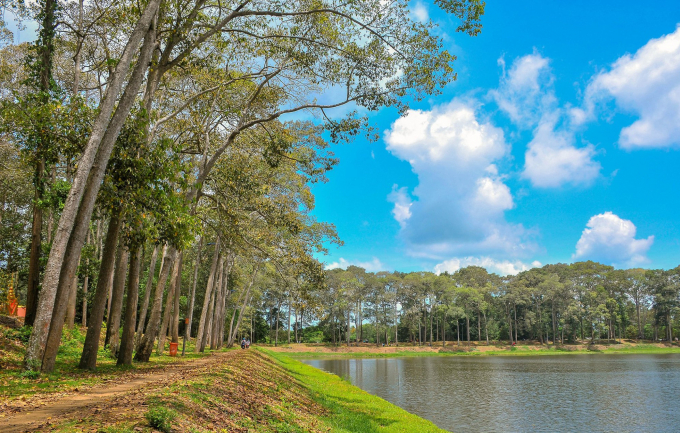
117 245 142 366
136 244 159 347
78 213 122 370
185 237 202 341
227 269 257 347
81 231 90 327
135 247 176 362
346 306 351 347
25 7 160 371
157 255 181 354
171 252 183 344
466 315 470 344
106 247 129 358
430 308 434 346
23 0 57 328
24 172 43 328
65 273 78 328
209 258 225 350
200 288 216 352
275 298 280 347
194 239 220 352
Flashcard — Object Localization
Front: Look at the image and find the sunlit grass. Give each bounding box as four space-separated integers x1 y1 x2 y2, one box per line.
263 348 446 432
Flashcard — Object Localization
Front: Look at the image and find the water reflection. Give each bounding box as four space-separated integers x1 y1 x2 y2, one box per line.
304 354 680 433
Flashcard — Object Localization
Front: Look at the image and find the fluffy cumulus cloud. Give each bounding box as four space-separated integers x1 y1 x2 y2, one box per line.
522 114 601 187
572 212 654 267
577 27 680 149
492 53 601 188
385 101 533 258
325 257 385 272
490 53 556 128
434 257 542 276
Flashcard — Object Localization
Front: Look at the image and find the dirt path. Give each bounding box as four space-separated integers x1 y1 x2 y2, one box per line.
1 351 235 433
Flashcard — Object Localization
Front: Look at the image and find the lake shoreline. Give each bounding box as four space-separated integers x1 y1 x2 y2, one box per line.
268 341 680 359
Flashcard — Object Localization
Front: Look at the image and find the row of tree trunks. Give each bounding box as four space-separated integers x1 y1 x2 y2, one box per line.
118 245 142 365
184 237 202 352
135 246 177 362
157 252 182 354
24 4 161 372
227 268 258 348
106 247 130 358
79 212 123 369
135 244 160 347
194 238 220 353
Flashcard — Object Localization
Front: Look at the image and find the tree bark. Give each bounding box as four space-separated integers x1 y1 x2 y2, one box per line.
24 2 161 371
195 238 220 352
65 273 78 328
81 231 90 327
200 286 216 352
170 252 183 344
185 237 202 341
117 245 142 366
210 259 225 349
157 255 181 354
106 246 129 358
135 244 159 347
78 212 122 370
135 247 176 362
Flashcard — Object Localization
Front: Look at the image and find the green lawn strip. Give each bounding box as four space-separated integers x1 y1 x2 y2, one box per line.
280 345 680 359
262 348 446 433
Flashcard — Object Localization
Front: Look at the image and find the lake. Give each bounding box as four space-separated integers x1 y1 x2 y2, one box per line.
303 354 680 432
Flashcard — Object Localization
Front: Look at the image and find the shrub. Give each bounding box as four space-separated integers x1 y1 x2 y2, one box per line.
20 369 40 379
145 406 177 432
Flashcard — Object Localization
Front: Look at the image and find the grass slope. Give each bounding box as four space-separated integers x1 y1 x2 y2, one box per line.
44 349 443 432
263 348 444 433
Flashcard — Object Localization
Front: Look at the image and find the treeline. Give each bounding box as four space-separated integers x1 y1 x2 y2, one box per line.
243 261 680 345
248 263 680 347
0 0 485 372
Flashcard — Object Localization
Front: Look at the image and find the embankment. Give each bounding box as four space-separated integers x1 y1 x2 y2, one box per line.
35 348 445 432
268 341 680 358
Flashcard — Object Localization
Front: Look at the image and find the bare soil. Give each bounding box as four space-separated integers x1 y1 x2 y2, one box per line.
0 350 231 432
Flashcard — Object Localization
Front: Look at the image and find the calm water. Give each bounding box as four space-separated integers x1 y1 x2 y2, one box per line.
303 354 680 432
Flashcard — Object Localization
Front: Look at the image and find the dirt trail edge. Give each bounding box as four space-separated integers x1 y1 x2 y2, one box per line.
1 351 235 433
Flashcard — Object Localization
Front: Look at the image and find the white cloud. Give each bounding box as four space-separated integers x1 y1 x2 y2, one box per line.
434 257 542 276
580 27 680 149
491 53 601 187
387 185 412 228
522 114 601 187
572 212 654 267
411 2 429 22
325 257 386 273
490 53 556 128
385 101 534 258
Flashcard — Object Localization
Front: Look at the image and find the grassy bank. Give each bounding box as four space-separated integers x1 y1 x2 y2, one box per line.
47 349 444 432
272 342 680 359
0 325 215 402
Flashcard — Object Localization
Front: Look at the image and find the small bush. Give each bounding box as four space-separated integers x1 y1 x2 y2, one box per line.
145 406 177 432
20 369 40 379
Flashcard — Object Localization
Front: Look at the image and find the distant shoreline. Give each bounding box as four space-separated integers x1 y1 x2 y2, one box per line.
267 341 680 358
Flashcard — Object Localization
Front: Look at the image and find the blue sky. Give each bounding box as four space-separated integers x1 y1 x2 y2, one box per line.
316 1 680 275
6 2 679 275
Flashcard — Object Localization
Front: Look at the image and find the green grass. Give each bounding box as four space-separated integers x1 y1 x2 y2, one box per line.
281 344 680 359
0 325 219 400
263 348 446 433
